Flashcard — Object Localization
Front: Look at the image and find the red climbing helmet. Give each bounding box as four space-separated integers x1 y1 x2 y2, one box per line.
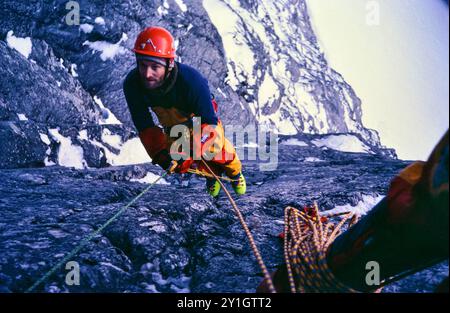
133 26 177 59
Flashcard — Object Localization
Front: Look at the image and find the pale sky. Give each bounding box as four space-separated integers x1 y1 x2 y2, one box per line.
306 0 449 160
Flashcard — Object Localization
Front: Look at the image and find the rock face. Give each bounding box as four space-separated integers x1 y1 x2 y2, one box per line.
0 0 390 170
0 121 48 168
1 0 444 294
0 41 101 127
0 141 447 293
202 0 380 144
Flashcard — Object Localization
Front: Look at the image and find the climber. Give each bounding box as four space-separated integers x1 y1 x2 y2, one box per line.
123 26 246 197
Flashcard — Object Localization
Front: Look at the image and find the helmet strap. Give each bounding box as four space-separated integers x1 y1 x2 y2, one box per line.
164 59 174 80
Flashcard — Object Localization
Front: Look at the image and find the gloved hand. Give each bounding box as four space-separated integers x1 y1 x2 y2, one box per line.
151 149 172 170
171 158 196 174
165 150 197 174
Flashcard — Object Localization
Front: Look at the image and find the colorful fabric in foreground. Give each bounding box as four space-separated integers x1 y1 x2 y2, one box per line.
327 130 449 291
257 130 448 293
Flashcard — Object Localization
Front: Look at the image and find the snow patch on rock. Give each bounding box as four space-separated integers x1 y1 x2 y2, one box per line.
131 172 170 185
80 24 94 34
48 128 87 169
93 96 122 125
281 139 309 147
175 0 188 12
6 31 32 59
323 194 385 217
17 113 28 121
312 134 372 154
83 33 128 62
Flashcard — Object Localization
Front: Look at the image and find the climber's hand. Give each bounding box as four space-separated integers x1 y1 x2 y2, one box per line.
167 152 196 174
173 158 196 174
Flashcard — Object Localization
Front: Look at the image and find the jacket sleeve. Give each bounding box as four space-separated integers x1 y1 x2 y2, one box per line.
123 70 171 169
138 127 171 170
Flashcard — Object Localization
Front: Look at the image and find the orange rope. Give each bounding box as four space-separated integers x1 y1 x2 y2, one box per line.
200 159 277 293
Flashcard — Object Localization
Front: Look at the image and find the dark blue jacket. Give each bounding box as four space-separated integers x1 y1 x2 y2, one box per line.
123 62 218 132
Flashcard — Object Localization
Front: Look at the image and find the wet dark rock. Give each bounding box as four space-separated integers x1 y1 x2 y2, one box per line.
0 41 101 128
0 0 446 294
0 143 447 293
0 121 47 169
16 174 48 186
